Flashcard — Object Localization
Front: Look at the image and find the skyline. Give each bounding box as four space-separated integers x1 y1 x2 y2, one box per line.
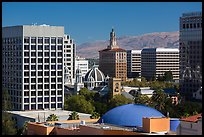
2 2 202 45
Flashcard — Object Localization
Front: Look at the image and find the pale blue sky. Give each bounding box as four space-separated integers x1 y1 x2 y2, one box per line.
2 2 202 44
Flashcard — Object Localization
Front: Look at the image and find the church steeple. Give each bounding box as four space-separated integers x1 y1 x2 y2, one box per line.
108 28 118 49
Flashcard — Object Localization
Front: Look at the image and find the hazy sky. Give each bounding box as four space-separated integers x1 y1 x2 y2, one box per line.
2 2 202 45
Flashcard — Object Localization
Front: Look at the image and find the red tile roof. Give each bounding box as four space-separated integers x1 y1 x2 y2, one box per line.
99 48 126 52
180 113 202 122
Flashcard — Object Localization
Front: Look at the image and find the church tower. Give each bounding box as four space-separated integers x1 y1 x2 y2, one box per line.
107 28 119 49
74 67 84 94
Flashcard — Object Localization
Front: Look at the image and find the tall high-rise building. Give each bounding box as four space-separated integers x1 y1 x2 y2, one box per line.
64 35 76 86
127 50 141 78
75 56 89 81
141 48 179 81
2 25 74 110
99 29 127 81
179 12 202 100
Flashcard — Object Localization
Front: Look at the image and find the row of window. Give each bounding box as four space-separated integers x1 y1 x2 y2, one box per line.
24 58 62 63
24 97 62 103
182 23 202 29
24 90 62 96
24 37 63 44
24 45 63 50
24 64 62 70
24 84 62 90
24 77 62 83
3 37 22 44
24 103 62 110
24 51 62 57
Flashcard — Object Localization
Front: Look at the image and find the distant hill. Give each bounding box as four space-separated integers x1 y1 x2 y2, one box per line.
76 31 179 59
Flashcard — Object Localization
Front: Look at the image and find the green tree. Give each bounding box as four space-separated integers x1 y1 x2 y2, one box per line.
79 87 95 102
134 94 151 106
163 71 173 81
46 114 58 121
66 95 95 114
68 111 79 120
90 112 100 119
2 89 17 135
93 102 108 116
108 94 133 110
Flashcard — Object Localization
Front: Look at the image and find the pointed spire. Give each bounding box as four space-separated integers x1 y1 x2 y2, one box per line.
108 28 118 49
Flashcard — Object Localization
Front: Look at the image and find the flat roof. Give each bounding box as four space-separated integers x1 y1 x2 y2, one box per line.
7 110 91 121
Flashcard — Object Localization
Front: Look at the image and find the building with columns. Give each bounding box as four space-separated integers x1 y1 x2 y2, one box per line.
99 29 127 81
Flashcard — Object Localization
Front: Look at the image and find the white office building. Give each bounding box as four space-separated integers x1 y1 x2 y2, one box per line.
2 25 71 110
127 50 141 78
141 48 179 81
75 56 89 81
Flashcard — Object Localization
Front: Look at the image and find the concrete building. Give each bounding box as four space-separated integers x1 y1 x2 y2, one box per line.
179 11 202 100
99 29 127 81
176 113 202 135
64 35 76 86
7 110 92 129
141 48 179 81
127 50 141 78
2 25 67 110
75 56 89 81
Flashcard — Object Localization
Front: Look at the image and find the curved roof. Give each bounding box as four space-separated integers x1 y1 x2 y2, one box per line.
97 104 164 127
84 65 105 82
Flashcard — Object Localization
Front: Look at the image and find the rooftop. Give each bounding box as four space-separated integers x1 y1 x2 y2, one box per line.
99 48 126 52
180 113 202 123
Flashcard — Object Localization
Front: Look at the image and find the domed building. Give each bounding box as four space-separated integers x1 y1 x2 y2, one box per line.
84 65 106 90
97 104 165 127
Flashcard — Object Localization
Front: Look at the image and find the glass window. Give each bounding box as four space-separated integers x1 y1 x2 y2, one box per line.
38 37 43 44
24 52 29 57
24 58 29 63
31 45 36 50
57 37 63 44
24 45 29 50
45 37 49 44
51 58 56 63
31 37 36 43
38 45 43 50
24 37 29 43
51 45 56 50
51 37 56 44
38 52 43 57
31 58 36 63
45 52 49 57
51 52 56 57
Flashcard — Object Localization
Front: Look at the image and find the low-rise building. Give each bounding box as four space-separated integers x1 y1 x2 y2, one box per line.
176 113 202 135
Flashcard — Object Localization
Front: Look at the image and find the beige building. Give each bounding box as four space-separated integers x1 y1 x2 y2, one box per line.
141 48 179 81
108 78 122 97
99 29 127 82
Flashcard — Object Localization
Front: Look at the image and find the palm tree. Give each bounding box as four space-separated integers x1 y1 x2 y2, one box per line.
68 111 79 120
90 112 100 119
46 114 58 121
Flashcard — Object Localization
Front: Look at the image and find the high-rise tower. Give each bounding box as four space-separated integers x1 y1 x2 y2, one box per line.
99 29 127 81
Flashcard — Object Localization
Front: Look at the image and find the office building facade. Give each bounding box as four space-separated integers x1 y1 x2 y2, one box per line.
99 29 127 81
141 48 179 81
75 56 89 81
179 12 202 100
2 25 66 110
127 50 141 78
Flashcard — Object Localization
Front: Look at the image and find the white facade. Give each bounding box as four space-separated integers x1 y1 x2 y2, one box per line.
127 50 141 78
75 56 89 81
64 35 76 86
2 25 66 110
141 48 179 81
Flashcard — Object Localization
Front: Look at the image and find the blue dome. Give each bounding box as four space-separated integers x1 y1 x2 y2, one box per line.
98 104 165 127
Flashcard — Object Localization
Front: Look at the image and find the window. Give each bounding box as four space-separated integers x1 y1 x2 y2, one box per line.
44 71 49 76
24 72 29 76
45 84 49 89
57 65 62 69
31 58 36 63
51 97 56 102
24 58 29 63
44 58 49 63
51 78 56 82
38 78 43 83
38 65 43 70
51 38 56 44
38 91 43 96
44 104 49 108
44 78 49 83
57 52 62 57
57 103 62 108
45 45 50 50
45 37 49 44
38 71 43 76
24 52 29 57
51 65 56 70
51 84 55 89
24 91 29 96
31 45 36 50
183 24 185 29
57 58 62 63
38 52 43 57
38 58 43 63
31 37 36 43
24 85 29 90
38 104 43 109
57 97 62 101
197 23 200 28
51 104 56 108
24 98 29 103
24 45 29 50
31 78 36 83
51 91 56 95
51 45 56 50
57 45 62 50
24 65 29 70
38 37 43 44
45 65 49 69
31 85 36 89
31 65 36 70
45 91 49 96
58 37 63 44
57 84 62 89
57 78 62 82
57 90 62 95
51 58 56 63
57 71 62 76
44 97 49 102
38 97 43 102
24 78 29 83
24 37 29 43
51 71 56 76
51 52 56 57
38 84 43 89
38 45 43 50
31 52 36 57
45 52 49 57
31 91 36 96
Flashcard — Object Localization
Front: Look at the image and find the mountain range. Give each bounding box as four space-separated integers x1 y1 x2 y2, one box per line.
76 31 179 59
